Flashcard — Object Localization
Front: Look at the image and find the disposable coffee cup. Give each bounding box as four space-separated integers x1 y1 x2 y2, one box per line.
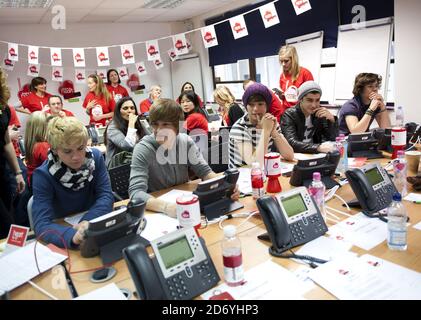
405 150 421 174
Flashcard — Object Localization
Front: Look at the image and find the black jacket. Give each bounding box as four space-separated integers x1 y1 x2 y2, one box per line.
280 104 338 153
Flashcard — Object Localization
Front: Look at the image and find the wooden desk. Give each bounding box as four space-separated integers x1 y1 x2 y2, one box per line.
10 157 421 300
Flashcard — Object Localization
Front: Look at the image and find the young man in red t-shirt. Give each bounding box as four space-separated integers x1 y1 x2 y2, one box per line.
45 95 74 118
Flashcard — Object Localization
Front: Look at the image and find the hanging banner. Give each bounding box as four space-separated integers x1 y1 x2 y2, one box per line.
201 25 218 48
168 48 177 62
73 48 86 67
229 15 249 39
291 0 312 15
120 44 135 65
117 66 129 81
136 62 147 76
51 67 64 82
27 64 40 77
8 43 19 61
146 40 160 61
27 46 39 65
153 58 164 70
259 3 280 28
172 33 189 56
75 69 86 84
97 69 107 82
50 48 62 67
96 47 110 67
186 39 192 52
2 55 15 71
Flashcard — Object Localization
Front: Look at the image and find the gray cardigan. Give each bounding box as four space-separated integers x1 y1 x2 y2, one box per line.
105 120 137 167
129 133 212 203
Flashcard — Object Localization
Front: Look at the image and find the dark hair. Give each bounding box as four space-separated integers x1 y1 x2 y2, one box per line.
106 69 120 85
149 98 184 132
48 95 63 105
30 77 47 92
352 73 382 97
104 96 143 145
178 90 207 120
247 94 269 111
180 82 195 93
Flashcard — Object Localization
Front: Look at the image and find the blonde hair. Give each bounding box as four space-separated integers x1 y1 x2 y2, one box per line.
278 45 300 82
0 67 10 108
47 116 89 151
88 74 111 104
24 111 48 163
213 85 236 114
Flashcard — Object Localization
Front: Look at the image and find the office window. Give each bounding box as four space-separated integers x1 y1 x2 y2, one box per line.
214 59 250 82
255 55 281 91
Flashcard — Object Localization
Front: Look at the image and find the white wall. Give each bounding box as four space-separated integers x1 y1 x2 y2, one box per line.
1 22 182 124
395 0 421 124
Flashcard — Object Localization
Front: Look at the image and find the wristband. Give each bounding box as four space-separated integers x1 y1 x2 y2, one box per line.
15 171 23 176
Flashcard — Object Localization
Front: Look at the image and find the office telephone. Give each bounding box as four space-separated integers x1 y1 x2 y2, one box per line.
123 227 220 300
345 162 397 218
256 187 328 258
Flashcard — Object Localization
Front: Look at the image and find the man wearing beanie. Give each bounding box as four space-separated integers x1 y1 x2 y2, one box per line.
229 83 294 169
280 81 338 153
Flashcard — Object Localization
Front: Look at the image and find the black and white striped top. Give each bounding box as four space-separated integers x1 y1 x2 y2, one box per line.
228 114 281 168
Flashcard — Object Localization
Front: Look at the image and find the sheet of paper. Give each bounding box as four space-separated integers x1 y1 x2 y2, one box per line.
327 212 387 251
74 283 127 300
413 220 421 231
238 168 252 195
0 242 67 292
201 260 310 300
157 189 193 204
403 193 421 202
140 213 179 241
280 162 294 174
309 255 421 300
64 212 86 226
294 153 326 161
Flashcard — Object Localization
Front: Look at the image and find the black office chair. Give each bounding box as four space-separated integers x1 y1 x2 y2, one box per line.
108 163 131 201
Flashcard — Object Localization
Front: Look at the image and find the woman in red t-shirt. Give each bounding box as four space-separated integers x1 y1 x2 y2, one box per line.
83 74 115 126
176 82 204 107
179 90 208 133
20 77 52 114
105 69 129 104
24 111 50 186
278 45 314 109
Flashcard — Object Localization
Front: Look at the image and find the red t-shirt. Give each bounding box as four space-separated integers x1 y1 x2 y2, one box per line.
20 92 52 113
45 109 74 117
106 84 129 104
83 92 116 126
27 141 50 185
279 67 314 108
8 106 21 156
269 92 287 123
184 113 208 133
139 98 153 114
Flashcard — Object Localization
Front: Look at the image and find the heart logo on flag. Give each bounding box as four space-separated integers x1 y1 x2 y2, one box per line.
233 22 245 33
76 72 85 80
75 53 83 62
138 65 145 73
204 32 215 43
119 69 127 77
98 52 108 62
295 0 308 9
9 48 17 57
52 53 60 62
53 70 61 78
123 49 133 59
264 10 276 21
175 40 186 51
170 51 176 59
4 58 13 66
30 65 38 73
148 46 158 56
29 51 37 60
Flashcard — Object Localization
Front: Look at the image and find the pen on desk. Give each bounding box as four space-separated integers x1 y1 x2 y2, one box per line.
61 261 78 298
413 201 421 204
28 280 59 300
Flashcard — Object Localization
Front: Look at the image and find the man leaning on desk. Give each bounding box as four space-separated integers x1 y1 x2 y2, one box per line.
32 117 114 249
128 99 240 217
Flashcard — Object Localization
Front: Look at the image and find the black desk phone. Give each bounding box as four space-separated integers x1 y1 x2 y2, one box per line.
123 227 220 300
256 187 328 256
345 162 397 217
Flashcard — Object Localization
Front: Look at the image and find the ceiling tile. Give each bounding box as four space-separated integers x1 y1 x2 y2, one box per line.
97 0 146 9
51 0 103 9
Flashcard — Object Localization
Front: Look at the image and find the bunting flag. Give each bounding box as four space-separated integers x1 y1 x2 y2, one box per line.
8 43 19 61
146 40 160 61
153 58 164 70
27 45 39 65
96 47 110 67
2 55 15 71
75 69 86 84
229 15 249 39
168 48 177 62
50 48 62 66
51 67 64 82
136 62 147 76
201 25 218 48
73 48 86 67
259 3 280 28
186 39 192 52
117 66 129 81
172 33 189 56
27 64 40 77
97 69 107 82
291 0 312 15
120 44 135 65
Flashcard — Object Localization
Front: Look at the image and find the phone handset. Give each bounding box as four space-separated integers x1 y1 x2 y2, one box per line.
256 195 292 252
123 242 165 300
345 168 378 212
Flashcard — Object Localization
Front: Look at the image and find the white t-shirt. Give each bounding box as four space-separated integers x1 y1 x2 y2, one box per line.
303 116 314 143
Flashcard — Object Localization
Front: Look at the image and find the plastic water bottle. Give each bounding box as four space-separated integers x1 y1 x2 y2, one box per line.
393 150 408 197
308 172 326 221
335 137 344 175
222 225 244 286
251 162 264 199
387 192 407 251
342 138 349 172
396 106 404 127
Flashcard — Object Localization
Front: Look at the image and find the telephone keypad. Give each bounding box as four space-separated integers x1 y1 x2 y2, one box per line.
375 184 394 210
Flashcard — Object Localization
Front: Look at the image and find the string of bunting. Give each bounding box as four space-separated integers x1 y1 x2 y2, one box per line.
0 0 311 84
